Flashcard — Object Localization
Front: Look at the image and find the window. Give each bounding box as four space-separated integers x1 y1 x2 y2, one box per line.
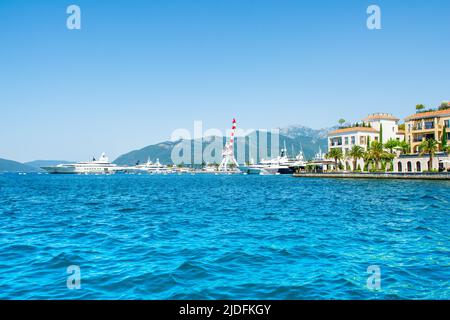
330 137 342 146
445 120 450 128
351 136 355 145
344 137 349 145
424 121 434 130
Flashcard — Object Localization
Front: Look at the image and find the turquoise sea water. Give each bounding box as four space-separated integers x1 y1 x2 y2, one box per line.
0 173 449 299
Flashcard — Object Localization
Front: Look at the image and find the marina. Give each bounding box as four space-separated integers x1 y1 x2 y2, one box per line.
293 172 450 180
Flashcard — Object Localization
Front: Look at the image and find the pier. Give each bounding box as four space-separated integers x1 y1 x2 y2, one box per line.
293 172 450 180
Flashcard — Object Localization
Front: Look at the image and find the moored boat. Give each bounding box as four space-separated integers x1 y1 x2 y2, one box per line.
41 153 117 174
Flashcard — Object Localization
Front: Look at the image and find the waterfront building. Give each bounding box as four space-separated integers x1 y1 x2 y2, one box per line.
404 109 450 153
394 152 450 173
392 108 450 172
327 113 404 170
363 113 405 142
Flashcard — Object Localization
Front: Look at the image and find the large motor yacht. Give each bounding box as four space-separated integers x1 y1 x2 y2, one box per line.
41 153 118 174
126 158 172 174
239 144 307 175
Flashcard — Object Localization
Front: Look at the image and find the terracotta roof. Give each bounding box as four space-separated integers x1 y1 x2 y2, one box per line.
328 127 379 135
363 113 400 122
405 109 450 121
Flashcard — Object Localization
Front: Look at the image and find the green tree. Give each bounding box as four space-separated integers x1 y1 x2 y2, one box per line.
419 138 439 171
384 139 399 154
348 145 365 172
443 144 450 154
379 124 383 144
338 119 346 127
442 126 448 149
381 152 395 172
326 148 343 171
416 104 425 113
439 101 450 110
363 149 373 171
398 140 411 154
367 141 384 170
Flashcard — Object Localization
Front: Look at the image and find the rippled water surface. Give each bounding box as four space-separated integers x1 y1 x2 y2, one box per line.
0 173 449 299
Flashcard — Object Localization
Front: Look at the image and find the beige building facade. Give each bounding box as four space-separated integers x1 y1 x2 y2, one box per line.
404 109 450 153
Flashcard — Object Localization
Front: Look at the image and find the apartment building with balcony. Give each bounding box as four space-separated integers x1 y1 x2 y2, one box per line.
328 113 404 170
404 109 450 153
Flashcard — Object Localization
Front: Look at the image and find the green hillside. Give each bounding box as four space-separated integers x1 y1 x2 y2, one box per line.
113 131 328 165
0 158 39 172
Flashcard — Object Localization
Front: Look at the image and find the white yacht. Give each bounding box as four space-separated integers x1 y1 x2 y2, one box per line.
41 153 118 174
240 144 307 175
131 158 171 174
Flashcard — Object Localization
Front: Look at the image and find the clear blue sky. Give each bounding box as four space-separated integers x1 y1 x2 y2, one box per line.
1 0 449 162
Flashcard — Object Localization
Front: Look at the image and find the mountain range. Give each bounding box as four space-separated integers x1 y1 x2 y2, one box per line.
0 158 38 173
0 125 334 171
0 159 74 173
113 126 333 166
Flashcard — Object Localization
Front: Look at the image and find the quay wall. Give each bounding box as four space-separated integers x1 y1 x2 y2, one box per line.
293 172 450 180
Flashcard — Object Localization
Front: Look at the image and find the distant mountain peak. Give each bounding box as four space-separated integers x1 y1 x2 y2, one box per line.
279 124 337 139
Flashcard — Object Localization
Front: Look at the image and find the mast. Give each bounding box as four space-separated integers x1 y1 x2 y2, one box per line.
218 118 239 172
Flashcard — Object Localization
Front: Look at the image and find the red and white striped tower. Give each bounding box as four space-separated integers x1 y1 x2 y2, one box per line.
218 118 240 172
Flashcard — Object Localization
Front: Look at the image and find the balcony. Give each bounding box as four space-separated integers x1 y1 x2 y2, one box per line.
330 142 342 147
412 125 436 132
412 134 435 143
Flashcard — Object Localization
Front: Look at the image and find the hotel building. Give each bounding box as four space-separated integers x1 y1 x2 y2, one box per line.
404 109 450 153
394 109 450 172
328 113 404 170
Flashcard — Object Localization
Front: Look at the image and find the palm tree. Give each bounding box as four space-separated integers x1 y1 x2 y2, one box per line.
384 139 399 154
367 141 384 170
398 140 411 154
381 152 395 171
326 148 343 171
419 138 439 171
348 145 364 171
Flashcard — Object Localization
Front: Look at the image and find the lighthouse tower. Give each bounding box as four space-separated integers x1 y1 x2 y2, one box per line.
218 118 240 172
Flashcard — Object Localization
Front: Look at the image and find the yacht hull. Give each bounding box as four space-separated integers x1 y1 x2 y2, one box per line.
41 166 116 174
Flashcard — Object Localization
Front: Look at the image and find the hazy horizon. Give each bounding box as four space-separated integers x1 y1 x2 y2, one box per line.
1 0 450 162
